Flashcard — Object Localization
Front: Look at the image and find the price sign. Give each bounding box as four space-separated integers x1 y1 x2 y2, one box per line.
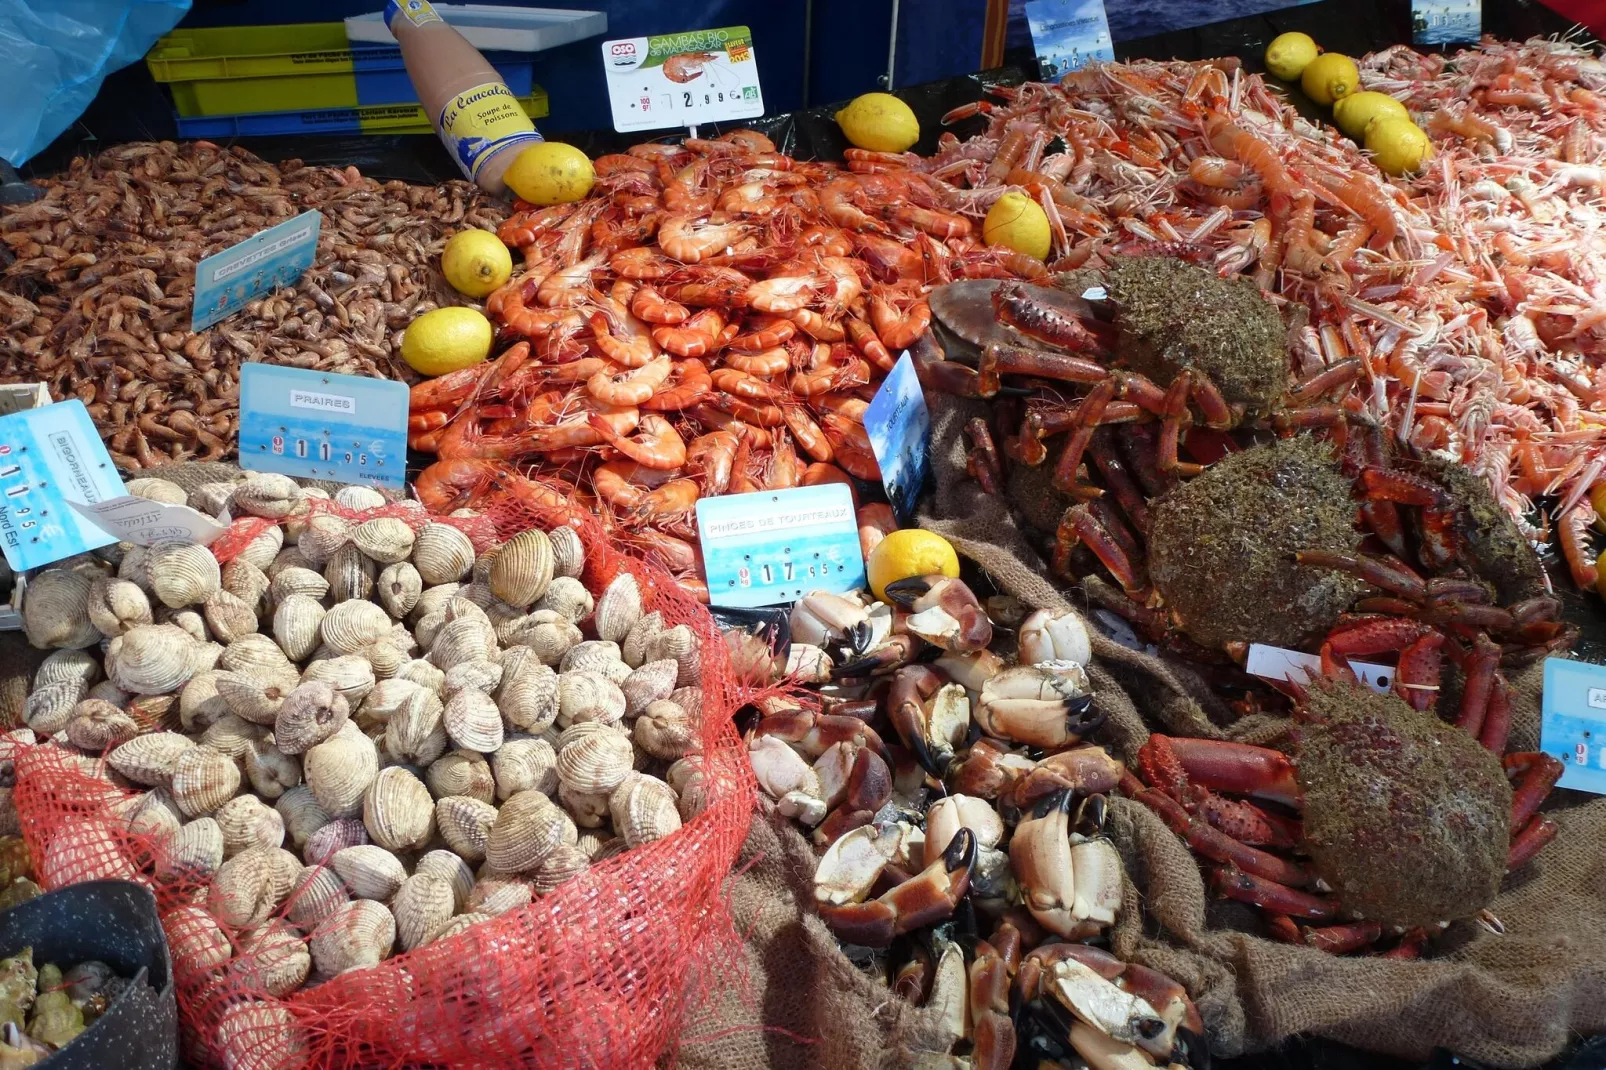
193 210 322 332
68 496 226 547
696 484 864 608
0 400 126 572
1413 0 1480 45
1541 658 1606 794
602 26 764 134
1023 0 1115 81
864 352 931 525
238 365 408 489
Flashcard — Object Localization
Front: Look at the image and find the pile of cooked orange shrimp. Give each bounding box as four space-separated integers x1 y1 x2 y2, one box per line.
410 35 1606 595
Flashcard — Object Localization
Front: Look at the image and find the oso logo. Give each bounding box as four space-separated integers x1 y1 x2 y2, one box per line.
609 41 638 68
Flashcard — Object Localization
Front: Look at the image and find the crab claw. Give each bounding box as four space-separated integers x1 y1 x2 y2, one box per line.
1003 746 1126 812
884 575 994 653
1010 790 1121 938
888 665 971 776
1047 946 1204 1063
834 631 924 678
1019 608 1093 669
976 665 1101 749
817 827 976 947
790 590 874 653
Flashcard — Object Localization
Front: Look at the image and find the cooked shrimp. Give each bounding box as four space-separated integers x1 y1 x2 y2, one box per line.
726 314 797 352
687 430 740 495
587 355 673 406
587 413 688 470
652 307 726 358
723 346 792 377
640 358 712 412
537 252 607 308
611 246 679 279
711 368 785 401
657 215 750 263
587 303 659 368
592 459 676 510
630 285 689 325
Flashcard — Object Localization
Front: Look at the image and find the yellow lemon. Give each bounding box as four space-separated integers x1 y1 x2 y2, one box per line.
1264 32 1320 81
401 307 493 377
835 93 920 153
1596 549 1606 599
983 191 1051 261
1365 117 1433 176
866 529 961 602
441 229 512 298
1300 52 1360 106
1590 484 1606 533
503 142 595 206
1332 91 1410 139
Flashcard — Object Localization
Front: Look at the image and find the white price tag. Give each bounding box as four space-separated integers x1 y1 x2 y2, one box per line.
602 27 763 134
1244 643 1394 696
68 496 227 548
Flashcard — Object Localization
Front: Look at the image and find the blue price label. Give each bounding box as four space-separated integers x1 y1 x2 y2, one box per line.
238 365 408 489
1412 0 1480 45
1541 657 1606 794
864 351 931 525
695 484 864 608
0 400 125 571
1023 0 1115 81
193 210 322 332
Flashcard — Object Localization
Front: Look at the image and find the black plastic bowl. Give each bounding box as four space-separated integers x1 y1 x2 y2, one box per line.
0 879 177 1070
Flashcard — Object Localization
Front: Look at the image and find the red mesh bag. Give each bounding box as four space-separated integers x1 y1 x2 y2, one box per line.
9 492 757 1069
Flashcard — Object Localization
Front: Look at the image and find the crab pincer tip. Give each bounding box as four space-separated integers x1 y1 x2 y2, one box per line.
882 575 936 607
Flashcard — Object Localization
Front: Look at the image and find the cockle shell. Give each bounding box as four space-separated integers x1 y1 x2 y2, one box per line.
40 820 137 886
507 617 583 666
216 795 286 857
428 616 492 671
491 737 557 800
201 712 265 760
334 485 387 511
557 784 611 828
297 514 352 567
301 654 376 707
357 679 425 728
473 545 500 585
24 684 87 736
304 722 379 818
324 544 375 603
232 474 303 520
221 558 271 618
275 681 350 755
468 878 532 917
111 788 182 845
443 659 502 697
203 590 258 645
489 530 554 608
233 523 285 572
272 596 326 663
594 573 642 644
653 624 702 687
612 774 682 848
434 913 494 942
23 569 98 650
621 611 665 669
287 865 349 928
221 633 297 678
555 723 634 794
245 737 302 799
560 642 629 681
269 546 317 578
547 525 585 580
118 546 155 595
305 818 369 865
353 517 416 565
276 786 331 849
383 687 448 767
409 583 461 625
215 1001 309 1070
311 899 395 976
86 577 153 638
621 659 680 718
534 576 593 624
393 872 455 951
164 905 232 973
436 795 498 862
149 541 222 609
172 744 242 817
557 672 627 728
443 690 504 753
126 477 187 505
35 648 99 692
364 766 435 851
188 481 239 518
156 817 224 881
190 638 225 674
320 600 392 655
426 749 495 802
635 700 697 760
413 523 476 586
498 658 558 733
212 845 299 927
530 843 591 894
331 844 407 901
486 789 567 873
236 920 311 997
215 670 297 727
395 658 447 697
64 699 140 752
268 567 329 605
108 731 194 785
377 562 423 619
416 849 474 910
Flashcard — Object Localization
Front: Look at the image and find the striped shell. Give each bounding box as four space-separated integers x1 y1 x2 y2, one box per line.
534 576 593 624
392 872 456 951
108 624 196 695
413 523 476 586
560 641 622 675
310 899 395 976
232 523 285 572
377 562 423 619
555 723 634 794
268 566 329 604
171 744 242 817
351 517 415 565
415 851 475 910
221 633 296 678
485 789 567 873
594 573 642 644
274 681 350 756
558 784 612 828
357 679 425 728
156 817 224 881
530 843 591 895
272 596 326 663
40 820 137 886
232 474 303 520
189 480 239 518
220 559 271 621
244 737 302 799
276 786 331 849
383 687 448 767
125 477 188 505
86 577 153 638
236 919 311 997
620 611 665 669
489 530 554 608
363 766 435 851
305 818 369 865
507 617 583 666
435 795 497 862
301 654 376 707
118 546 155 595
428 616 492 671
331 844 407 901
498 659 558 733
164 905 232 973
108 731 194 786
653 624 703 687
491 737 557 800
203 590 258 645
200 712 265 760
612 774 682 848
468 878 533 917
557 672 627 728
443 659 502 697
304 723 379 818
442 689 505 753
149 541 222 608
215 1002 309 1070
393 659 447 698
215 670 295 727
24 683 83 735
23 568 98 650
297 514 352 566
426 750 495 803
324 544 376 603
111 788 182 844
635 699 697 760
287 865 349 928
216 795 286 857
434 913 493 942
334 485 387 511
621 659 680 718
409 583 461 625
65 699 140 752
320 600 392 656
34 648 99 691
547 525 585 580
270 548 317 579
212 845 299 927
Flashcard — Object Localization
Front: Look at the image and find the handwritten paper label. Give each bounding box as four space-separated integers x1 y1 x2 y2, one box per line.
1244 643 1393 695
68 496 226 547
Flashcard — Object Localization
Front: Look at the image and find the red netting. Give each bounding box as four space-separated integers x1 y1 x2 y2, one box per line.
10 491 758 1069
208 498 502 567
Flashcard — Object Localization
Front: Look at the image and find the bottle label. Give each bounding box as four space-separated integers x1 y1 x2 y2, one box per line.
438 81 543 182
385 0 443 29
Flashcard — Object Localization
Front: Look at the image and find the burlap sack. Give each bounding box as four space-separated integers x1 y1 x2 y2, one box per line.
920 392 1606 1068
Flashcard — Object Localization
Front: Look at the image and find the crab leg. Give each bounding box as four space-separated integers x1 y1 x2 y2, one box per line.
1453 634 1501 739
1359 467 1457 569
969 932 1019 1070
977 343 1106 397
1052 380 1117 494
1148 735 1301 806
966 417 1007 493
1123 772 1315 888
1189 374 1234 430
1296 550 1428 601
1290 357 1363 402
1209 867 1339 921
1155 370 1202 476
1478 670 1513 753
1298 920 1386 955
1507 815 1559 871
1055 504 1146 595
1087 428 1152 535
817 827 975 947
1506 752 1564 832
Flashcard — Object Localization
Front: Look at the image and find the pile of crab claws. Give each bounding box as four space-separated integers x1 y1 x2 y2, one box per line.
888 664 973 778
884 575 994 653
977 665 1102 750
817 826 977 948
